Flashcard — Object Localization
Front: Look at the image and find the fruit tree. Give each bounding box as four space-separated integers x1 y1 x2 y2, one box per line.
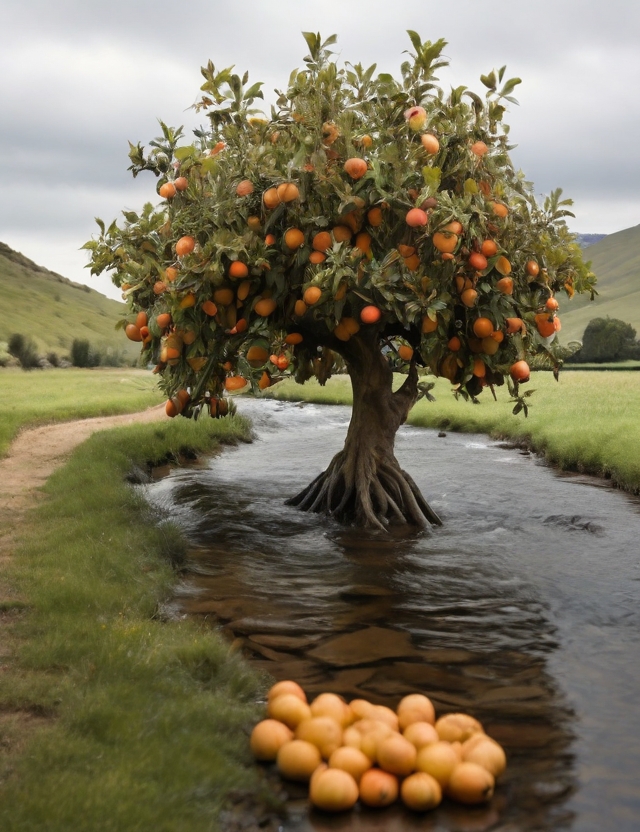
85 32 596 531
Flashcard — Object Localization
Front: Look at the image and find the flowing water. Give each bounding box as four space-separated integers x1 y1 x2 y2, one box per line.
145 399 640 832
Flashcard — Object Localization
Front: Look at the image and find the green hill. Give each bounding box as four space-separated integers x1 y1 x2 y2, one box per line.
0 242 137 361
559 224 640 343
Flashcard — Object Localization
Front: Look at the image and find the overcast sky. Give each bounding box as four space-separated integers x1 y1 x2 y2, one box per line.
2 0 639 301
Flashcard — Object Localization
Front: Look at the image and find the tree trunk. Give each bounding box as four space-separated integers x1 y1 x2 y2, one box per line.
286 330 442 531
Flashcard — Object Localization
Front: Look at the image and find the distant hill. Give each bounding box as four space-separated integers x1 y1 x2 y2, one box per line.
0 242 137 360
576 233 607 249
559 224 640 343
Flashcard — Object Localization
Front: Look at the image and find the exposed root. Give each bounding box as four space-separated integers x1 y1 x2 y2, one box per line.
286 452 442 531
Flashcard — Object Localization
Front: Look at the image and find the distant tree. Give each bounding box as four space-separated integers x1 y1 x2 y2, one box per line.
8 333 40 370
571 317 640 363
85 32 596 529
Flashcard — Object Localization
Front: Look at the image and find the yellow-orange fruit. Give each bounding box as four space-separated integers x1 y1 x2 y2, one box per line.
460 288 478 307
250 719 294 761
422 315 438 334
342 317 360 335
246 346 270 367
435 713 484 744
159 182 177 199
174 176 188 191
355 231 372 253
472 317 494 339
247 215 262 231
462 734 507 778
349 700 376 721
496 276 513 294
224 376 248 392
367 207 383 227
276 182 299 203
229 261 249 279
153 281 167 295
403 721 439 750
343 157 368 180
284 228 305 249
481 336 500 355
376 733 417 776
165 266 178 282
276 739 322 782
432 231 458 254
342 725 364 751
446 762 495 805
267 693 312 729
481 239 498 257
284 332 304 345
310 693 352 728
179 292 196 309
125 324 142 342
398 345 414 362
359 768 399 808
303 286 322 305
421 133 440 154
201 300 218 317
312 231 332 252
472 358 486 378
526 260 540 277
295 716 343 760
490 202 509 218
400 771 442 812
471 140 489 157
309 251 326 264
236 179 254 196
397 694 436 727
263 187 281 209
213 288 234 307
328 746 372 783
309 767 359 812
175 235 195 256
495 255 512 275
294 299 308 316
332 225 352 242
416 741 460 787
254 297 277 317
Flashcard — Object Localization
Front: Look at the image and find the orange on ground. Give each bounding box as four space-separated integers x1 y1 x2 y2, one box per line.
343 157 368 179
416 741 460 787
446 762 495 805
397 694 436 727
435 713 484 744
295 716 343 759
250 719 293 761
303 286 322 305
276 740 322 782
359 768 399 808
401 771 442 812
229 261 249 279
309 767 359 812
403 721 439 750
268 693 312 728
376 733 417 776
255 297 277 317
328 746 372 783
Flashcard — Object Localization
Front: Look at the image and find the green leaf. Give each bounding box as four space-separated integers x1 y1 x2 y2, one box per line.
406 30 422 53
422 166 442 193
174 145 197 161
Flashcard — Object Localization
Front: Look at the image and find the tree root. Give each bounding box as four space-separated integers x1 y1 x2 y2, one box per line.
286 452 442 531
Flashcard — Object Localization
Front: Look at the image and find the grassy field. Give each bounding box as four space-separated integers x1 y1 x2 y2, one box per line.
268 369 640 493
0 416 281 831
0 367 164 455
0 241 137 360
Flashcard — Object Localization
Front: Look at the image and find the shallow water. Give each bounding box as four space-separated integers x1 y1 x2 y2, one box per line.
145 399 640 831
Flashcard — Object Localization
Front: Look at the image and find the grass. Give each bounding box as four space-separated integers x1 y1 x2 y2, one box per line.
268 370 640 493
0 415 280 831
0 367 164 456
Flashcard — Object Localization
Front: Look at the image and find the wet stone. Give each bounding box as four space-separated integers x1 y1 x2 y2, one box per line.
306 626 422 667
249 633 325 651
228 616 332 636
479 684 548 703
180 598 247 619
383 661 470 692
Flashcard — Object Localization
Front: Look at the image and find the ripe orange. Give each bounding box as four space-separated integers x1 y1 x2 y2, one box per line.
246 346 270 367
258 371 272 390
247 215 262 232
545 296 559 311
446 762 495 805
472 317 494 339
359 768 399 808
285 332 304 345
398 345 414 362
397 694 436 727
159 182 177 199
471 140 489 156
175 236 195 256
229 261 249 279
135 310 148 329
422 314 438 333
481 336 500 355
213 288 234 306
397 244 415 258
403 721 439 750
355 231 372 254
415 740 460 787
490 202 509 218
421 133 440 154
401 771 442 811
236 280 251 302
328 746 371 783
360 305 381 324
444 220 463 235
496 276 513 294
377 733 417 776
367 207 383 227
165 266 178 282
276 739 322 782
309 251 326 264
284 228 305 249
179 292 196 309
472 358 486 378
268 693 312 728
356 134 373 148
276 182 300 203
332 225 352 243
254 297 277 316
263 187 281 209
294 299 308 316
236 179 254 196
447 336 461 352
250 719 294 761
403 253 421 271
267 680 307 703
295 716 343 759
505 317 525 334
165 398 180 418
435 713 484 743
303 286 322 305
526 259 540 277
309 766 359 812
406 208 428 227
432 231 458 254
491 329 504 343
125 324 142 342
460 288 478 307
312 231 332 252
481 239 498 257
495 255 512 275
210 141 225 155
156 313 172 330
174 176 188 191
510 360 530 382
535 312 555 337
310 693 352 728
201 300 218 316
224 376 248 391
343 157 368 179
468 251 488 271
462 734 507 777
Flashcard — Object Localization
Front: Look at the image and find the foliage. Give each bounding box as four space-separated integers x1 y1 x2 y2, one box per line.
85 31 596 417
569 317 640 363
8 332 41 370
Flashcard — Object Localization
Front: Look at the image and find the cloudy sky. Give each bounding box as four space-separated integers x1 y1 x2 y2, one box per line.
2 0 639 301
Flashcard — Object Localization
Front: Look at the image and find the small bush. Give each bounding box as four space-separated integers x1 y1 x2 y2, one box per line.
8 333 41 370
46 352 60 367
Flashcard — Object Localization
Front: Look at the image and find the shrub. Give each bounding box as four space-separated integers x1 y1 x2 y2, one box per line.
8 333 41 370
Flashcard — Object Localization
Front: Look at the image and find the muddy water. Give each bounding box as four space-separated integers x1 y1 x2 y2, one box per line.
145 399 640 832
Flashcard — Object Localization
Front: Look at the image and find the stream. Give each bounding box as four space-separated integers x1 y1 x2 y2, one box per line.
144 398 640 831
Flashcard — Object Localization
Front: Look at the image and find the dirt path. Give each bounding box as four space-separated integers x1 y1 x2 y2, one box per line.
0 405 168 592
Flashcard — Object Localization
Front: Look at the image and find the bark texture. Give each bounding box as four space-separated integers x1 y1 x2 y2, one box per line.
286 331 442 531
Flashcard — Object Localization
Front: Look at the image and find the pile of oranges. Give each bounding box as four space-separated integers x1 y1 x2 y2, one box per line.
250 680 506 813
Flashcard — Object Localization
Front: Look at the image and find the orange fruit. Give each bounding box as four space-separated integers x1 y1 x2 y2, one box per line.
229 261 248 279
496 276 513 294
526 259 540 277
376 733 417 776
294 299 308 316
446 762 495 805
472 317 494 339
403 721 439 750
284 228 305 249
481 239 498 257
371 706 399 731
342 726 364 751
495 255 512 275
468 251 488 271
535 312 555 337
332 225 352 242
472 357 486 378
246 346 270 367
210 141 225 155
309 251 326 264
444 220 463 235
276 182 299 203
175 236 195 256
421 133 440 154
135 310 148 329
285 332 304 345
355 231 371 253
505 317 525 334
545 296 559 311
267 680 307 703
349 700 376 721
481 336 500 355
153 281 167 295
255 297 277 316
415 741 460 787
471 140 489 156
310 693 353 728
263 187 281 209
360 305 381 324
397 244 415 258
125 324 142 342
359 768 399 808
490 202 509 218
403 253 421 271
276 739 322 782
165 398 180 418
328 746 372 783
236 179 254 196
312 231 332 252
400 771 442 811
213 288 234 306
250 719 294 761
224 376 248 392
179 292 196 309
343 157 368 179
156 313 172 330
268 693 312 728
510 360 530 382
462 734 507 777
236 280 251 302
309 766 359 812
448 336 461 352
159 182 177 199
174 176 188 191
397 694 436 727
258 371 272 390
398 345 414 362
295 716 343 759
406 208 428 227
422 315 438 334
247 215 262 232
367 207 383 227
165 266 178 282
460 288 478 307
435 713 483 744
303 286 322 305
432 231 458 253
491 329 504 343
201 300 218 316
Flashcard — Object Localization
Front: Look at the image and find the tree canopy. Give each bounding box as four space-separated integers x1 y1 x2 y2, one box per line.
572 317 640 363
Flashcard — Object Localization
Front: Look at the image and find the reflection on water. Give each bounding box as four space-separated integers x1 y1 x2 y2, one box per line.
145 399 640 832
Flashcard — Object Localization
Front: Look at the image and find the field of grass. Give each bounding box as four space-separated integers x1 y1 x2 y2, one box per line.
0 241 137 360
0 415 281 831
0 367 164 455
268 370 640 493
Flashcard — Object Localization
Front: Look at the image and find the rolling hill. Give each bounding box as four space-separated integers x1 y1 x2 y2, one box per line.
559 224 640 343
0 242 137 361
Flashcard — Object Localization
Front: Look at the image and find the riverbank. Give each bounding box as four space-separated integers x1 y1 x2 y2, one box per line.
0 414 282 831
267 370 640 494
